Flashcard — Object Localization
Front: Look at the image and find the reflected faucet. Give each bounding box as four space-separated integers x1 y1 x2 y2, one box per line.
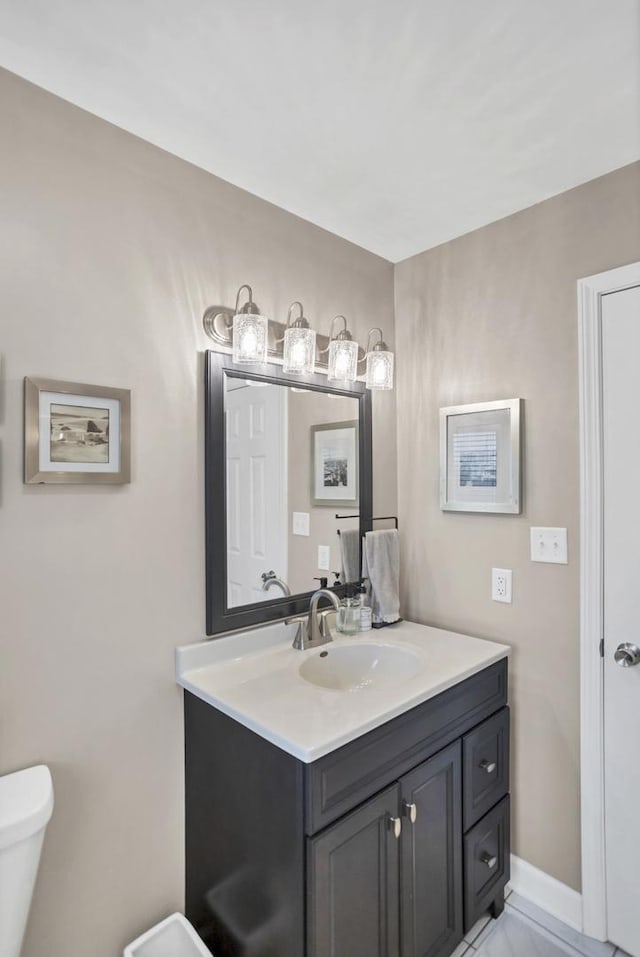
261 570 291 597
292 588 340 651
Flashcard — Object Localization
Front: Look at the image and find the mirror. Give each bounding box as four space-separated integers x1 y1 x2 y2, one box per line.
205 351 372 635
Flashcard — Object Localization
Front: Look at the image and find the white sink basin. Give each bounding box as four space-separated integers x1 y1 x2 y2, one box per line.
299 642 423 692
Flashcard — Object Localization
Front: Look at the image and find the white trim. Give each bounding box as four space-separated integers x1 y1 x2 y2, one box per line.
578 261 640 941
509 855 582 932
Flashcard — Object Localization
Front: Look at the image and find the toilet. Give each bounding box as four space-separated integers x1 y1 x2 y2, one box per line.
0 765 54 957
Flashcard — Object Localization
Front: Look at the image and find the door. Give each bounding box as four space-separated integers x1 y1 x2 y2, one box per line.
400 742 463 957
307 785 400 957
225 382 287 606
602 282 640 956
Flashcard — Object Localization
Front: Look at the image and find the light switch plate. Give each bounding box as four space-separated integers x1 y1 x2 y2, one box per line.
292 512 310 537
318 545 330 570
530 527 568 564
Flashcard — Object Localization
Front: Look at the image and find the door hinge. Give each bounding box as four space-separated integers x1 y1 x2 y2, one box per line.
599 639 604 658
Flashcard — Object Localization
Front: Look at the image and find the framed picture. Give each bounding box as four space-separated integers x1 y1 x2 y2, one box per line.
310 420 359 507
440 399 522 513
24 377 131 484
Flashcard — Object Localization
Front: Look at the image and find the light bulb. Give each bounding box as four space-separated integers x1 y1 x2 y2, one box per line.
328 338 358 382
283 326 316 374
233 313 268 363
365 350 394 390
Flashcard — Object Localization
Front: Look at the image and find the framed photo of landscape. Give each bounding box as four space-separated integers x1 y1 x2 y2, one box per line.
440 399 522 513
310 419 359 507
24 377 131 484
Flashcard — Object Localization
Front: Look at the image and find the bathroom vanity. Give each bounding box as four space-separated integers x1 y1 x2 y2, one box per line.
178 621 510 957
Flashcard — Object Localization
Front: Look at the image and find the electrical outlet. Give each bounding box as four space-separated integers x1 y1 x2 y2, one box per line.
317 545 330 571
492 568 513 604
292 512 310 536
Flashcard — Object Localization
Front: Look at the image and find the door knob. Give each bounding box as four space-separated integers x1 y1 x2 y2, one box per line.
479 759 497 774
388 816 402 839
614 643 640 668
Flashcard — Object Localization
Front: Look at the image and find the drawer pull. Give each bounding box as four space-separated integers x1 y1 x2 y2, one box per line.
480 852 498 869
479 759 497 774
403 801 417 824
388 815 402 839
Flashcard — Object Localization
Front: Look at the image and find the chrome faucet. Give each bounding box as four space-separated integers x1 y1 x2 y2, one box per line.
292 588 340 651
261 570 291 597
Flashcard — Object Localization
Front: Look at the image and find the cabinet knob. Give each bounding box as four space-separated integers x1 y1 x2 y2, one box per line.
402 801 417 824
388 815 402 839
480 851 498 869
479 759 497 774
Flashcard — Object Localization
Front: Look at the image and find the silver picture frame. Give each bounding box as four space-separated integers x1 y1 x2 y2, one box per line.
24 376 131 485
440 398 522 513
310 419 359 508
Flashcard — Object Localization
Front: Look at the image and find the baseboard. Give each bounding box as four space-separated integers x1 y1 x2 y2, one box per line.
509 854 583 932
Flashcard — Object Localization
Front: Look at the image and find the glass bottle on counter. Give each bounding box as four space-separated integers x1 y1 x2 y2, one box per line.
359 579 372 631
337 584 361 635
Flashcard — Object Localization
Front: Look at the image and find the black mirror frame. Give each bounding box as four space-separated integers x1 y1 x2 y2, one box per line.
205 350 373 636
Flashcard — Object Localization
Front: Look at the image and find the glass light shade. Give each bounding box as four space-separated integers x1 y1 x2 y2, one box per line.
283 326 316 374
232 312 268 363
365 350 394 390
328 338 359 381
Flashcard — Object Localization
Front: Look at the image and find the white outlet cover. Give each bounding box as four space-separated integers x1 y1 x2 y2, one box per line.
530 527 568 564
292 511 310 537
318 545 330 571
492 568 513 604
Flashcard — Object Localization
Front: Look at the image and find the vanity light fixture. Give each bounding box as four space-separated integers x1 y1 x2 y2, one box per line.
326 316 359 382
282 301 316 375
232 284 268 364
364 328 395 390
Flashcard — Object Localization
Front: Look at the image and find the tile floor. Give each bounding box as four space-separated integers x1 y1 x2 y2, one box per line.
452 889 632 957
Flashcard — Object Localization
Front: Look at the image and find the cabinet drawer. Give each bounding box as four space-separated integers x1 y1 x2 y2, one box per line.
462 707 509 830
463 795 510 932
305 659 507 834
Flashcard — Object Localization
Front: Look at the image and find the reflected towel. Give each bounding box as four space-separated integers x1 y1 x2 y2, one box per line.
362 529 400 624
339 528 360 584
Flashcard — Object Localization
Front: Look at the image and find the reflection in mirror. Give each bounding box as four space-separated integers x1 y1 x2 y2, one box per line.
224 374 360 607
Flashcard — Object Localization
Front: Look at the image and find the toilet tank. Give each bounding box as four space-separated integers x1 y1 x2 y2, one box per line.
0 765 54 957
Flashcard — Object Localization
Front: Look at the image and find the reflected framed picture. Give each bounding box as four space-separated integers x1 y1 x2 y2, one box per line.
24 377 131 484
440 399 522 513
310 419 359 507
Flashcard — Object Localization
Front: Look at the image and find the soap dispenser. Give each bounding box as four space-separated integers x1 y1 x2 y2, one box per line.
359 579 372 631
337 584 361 635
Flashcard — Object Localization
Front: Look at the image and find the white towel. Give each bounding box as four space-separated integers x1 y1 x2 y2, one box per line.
362 529 400 624
339 528 360 584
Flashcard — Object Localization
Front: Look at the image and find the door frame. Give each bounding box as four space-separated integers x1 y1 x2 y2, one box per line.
578 261 640 940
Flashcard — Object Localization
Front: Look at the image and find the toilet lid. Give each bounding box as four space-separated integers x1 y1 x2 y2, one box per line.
0 765 54 850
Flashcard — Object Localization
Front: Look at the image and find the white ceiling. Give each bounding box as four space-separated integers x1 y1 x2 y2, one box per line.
0 0 638 261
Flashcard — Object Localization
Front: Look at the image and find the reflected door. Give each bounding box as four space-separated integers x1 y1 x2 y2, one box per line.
225 383 287 607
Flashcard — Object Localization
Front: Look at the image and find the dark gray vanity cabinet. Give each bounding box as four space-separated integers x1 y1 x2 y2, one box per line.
185 658 509 957
308 743 462 957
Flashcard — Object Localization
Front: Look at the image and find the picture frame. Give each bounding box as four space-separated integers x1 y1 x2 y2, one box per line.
24 376 131 485
440 398 522 513
310 419 359 507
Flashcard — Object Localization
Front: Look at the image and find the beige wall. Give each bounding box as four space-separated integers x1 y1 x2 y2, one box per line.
394 161 640 891
0 68 396 957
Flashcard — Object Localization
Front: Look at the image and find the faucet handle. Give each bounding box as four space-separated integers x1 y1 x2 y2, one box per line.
318 609 335 640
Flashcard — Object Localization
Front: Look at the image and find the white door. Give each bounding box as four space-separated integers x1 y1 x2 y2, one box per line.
602 282 640 956
225 382 287 607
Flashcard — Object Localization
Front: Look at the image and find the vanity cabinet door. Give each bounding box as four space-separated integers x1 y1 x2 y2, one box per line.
399 742 463 957
307 785 400 957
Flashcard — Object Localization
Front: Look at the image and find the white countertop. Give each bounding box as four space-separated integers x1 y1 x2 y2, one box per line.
176 619 509 763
